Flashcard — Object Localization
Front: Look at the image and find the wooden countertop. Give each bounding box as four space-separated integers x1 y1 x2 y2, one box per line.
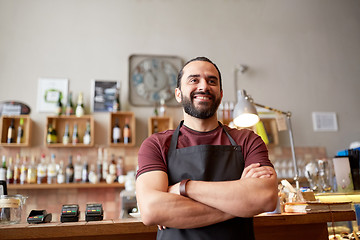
0 211 356 240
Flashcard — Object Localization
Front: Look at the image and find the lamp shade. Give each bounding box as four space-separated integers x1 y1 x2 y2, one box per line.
233 89 260 127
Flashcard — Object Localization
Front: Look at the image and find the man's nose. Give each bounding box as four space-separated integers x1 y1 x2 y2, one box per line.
197 79 210 91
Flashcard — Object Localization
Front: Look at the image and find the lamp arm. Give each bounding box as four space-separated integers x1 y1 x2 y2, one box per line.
253 102 291 117
287 116 300 190
252 102 299 189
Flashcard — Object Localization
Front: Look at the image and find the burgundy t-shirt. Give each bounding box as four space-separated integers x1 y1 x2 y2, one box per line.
136 124 273 178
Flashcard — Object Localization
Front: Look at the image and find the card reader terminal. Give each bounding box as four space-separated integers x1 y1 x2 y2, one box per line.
85 203 103 221
61 204 80 222
27 210 52 224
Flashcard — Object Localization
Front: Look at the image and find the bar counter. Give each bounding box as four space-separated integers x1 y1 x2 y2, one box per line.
0 210 355 240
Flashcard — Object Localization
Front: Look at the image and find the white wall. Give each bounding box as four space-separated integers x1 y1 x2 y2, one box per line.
0 0 359 156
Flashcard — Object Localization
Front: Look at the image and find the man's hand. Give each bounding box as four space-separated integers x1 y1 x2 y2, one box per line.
241 163 274 179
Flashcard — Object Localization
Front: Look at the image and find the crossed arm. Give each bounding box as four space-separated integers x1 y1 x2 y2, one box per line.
136 163 278 229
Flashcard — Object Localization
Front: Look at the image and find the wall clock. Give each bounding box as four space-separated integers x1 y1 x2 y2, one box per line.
129 54 183 106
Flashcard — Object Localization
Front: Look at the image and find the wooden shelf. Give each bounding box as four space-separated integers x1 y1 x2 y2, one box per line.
109 112 136 147
148 116 173 136
0 115 31 147
45 115 94 148
8 182 124 190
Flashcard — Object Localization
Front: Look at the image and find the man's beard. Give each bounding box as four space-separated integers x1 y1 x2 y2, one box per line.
181 90 221 119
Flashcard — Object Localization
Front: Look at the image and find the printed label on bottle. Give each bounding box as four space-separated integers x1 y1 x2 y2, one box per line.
113 128 120 141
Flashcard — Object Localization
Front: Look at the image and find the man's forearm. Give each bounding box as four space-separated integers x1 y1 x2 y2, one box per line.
185 175 278 217
136 172 234 229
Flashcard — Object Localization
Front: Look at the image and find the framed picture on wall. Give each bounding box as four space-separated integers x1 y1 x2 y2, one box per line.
37 78 69 113
91 80 120 112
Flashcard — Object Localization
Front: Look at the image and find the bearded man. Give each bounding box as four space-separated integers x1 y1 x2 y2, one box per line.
136 56 278 240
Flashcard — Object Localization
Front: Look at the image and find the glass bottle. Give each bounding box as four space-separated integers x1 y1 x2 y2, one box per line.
16 118 24 144
65 92 74 116
74 154 82 183
72 123 79 145
96 148 103 182
88 164 98 184
6 157 14 184
65 155 74 183
159 98 166 116
37 154 47 184
83 121 91 145
75 92 85 117
109 154 117 177
102 149 108 181
51 121 58 143
47 154 57 184
7 119 15 143
56 95 63 116
112 118 121 143
116 156 125 177
0 156 7 181
112 88 121 112
82 159 89 183
123 117 131 144
13 154 21 184
57 160 65 184
62 122 70 145
27 156 37 184
19 156 28 185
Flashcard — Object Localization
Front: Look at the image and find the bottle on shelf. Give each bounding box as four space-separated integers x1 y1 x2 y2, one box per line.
6 157 14 184
7 119 15 143
56 95 63 116
83 121 91 145
159 98 166 116
112 88 121 112
102 149 109 181
46 122 58 144
123 117 131 144
109 154 117 177
0 156 7 181
47 154 57 184
65 92 74 116
82 158 89 183
74 154 82 183
153 119 159 134
75 92 85 117
112 118 121 143
88 164 98 184
37 154 47 184
62 122 70 145
72 123 79 145
27 156 37 184
16 118 24 144
13 154 21 184
96 148 103 182
116 156 125 177
65 155 74 183
19 156 28 185
57 160 65 184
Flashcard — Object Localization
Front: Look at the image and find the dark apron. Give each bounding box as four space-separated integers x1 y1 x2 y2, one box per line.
157 121 255 240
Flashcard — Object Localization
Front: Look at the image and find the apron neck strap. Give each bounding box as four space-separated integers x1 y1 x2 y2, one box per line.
168 121 239 158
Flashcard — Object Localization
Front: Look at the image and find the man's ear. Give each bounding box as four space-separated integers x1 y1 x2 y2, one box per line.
175 88 182 103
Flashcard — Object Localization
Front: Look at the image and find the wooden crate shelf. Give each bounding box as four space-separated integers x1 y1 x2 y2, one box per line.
109 112 136 147
45 115 94 148
148 116 173 136
0 115 31 147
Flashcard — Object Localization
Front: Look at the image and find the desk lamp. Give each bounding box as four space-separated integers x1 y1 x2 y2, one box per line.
233 89 300 189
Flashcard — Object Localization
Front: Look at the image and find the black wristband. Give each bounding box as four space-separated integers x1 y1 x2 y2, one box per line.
180 179 191 197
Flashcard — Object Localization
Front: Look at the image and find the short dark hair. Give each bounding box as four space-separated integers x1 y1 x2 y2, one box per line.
177 56 222 90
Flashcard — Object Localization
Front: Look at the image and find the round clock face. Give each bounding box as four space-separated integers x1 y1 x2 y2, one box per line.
131 58 178 103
